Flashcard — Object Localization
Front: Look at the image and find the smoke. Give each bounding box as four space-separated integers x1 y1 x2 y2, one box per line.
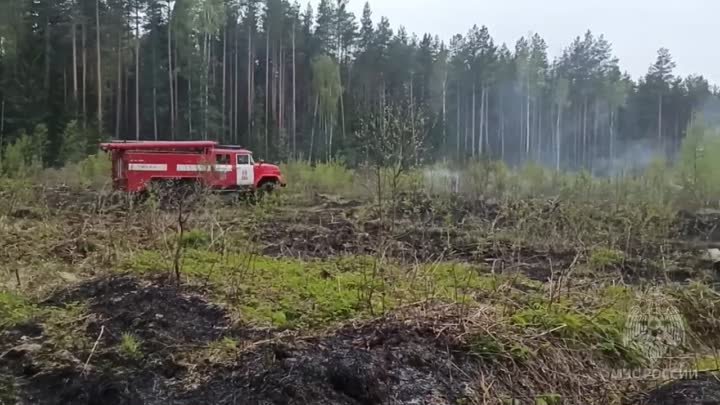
592 139 665 177
699 95 720 128
423 167 461 194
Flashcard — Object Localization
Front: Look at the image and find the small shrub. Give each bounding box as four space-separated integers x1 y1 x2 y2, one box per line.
0 292 36 329
467 334 505 360
42 303 91 352
535 394 563 405
57 120 87 165
1 126 46 178
671 282 720 347
677 118 720 204
695 355 720 371
180 229 211 249
467 334 532 362
119 333 142 360
0 374 16 405
589 247 625 270
511 302 638 365
282 160 357 198
78 153 111 187
205 337 239 361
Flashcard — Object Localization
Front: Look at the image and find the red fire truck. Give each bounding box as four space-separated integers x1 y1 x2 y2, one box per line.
100 141 285 194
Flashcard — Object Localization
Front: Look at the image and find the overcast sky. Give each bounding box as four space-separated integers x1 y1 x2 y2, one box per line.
325 0 717 85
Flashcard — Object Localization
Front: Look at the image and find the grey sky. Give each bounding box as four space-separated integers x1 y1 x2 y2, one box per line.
325 0 717 85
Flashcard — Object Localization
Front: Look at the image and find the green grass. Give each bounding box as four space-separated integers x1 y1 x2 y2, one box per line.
0 292 36 329
281 160 358 200
0 374 16 405
125 249 522 328
589 247 625 270
510 298 642 366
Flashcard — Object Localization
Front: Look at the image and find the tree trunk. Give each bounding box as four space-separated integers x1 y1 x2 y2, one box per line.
204 32 210 140
456 84 460 159
247 23 253 145
309 95 319 163
591 101 600 172
188 57 193 136
537 100 542 162
410 72 415 161
518 91 523 163
658 93 663 155
45 16 51 96
525 85 530 158
152 27 158 141
442 71 447 154
609 109 615 164
485 88 490 155
265 33 270 157
278 42 283 141
96 0 102 136
115 33 122 139
82 21 87 128
168 1 175 139
174 43 179 134
72 8 78 103
328 118 333 161
233 26 239 144
0 99 5 155
500 91 505 160
153 87 158 140
471 82 476 158
582 98 588 168
64 68 68 106
125 59 130 138
222 28 227 142
135 4 140 140
292 22 297 159
479 85 485 156
555 104 562 171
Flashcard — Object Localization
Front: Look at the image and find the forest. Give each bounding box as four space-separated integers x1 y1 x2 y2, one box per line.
0 0 719 173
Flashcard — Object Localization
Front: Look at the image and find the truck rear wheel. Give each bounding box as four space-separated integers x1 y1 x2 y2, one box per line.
148 179 203 207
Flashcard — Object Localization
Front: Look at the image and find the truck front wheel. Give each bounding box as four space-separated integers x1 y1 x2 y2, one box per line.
255 179 279 201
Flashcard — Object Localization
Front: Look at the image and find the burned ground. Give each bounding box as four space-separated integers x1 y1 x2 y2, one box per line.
1 275 619 405
42 276 234 353
2 273 720 405
3 187 720 404
642 374 720 405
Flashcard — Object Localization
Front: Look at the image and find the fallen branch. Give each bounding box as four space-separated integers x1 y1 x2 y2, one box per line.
82 325 105 375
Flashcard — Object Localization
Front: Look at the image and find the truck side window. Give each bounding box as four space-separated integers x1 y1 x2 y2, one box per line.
237 154 250 165
216 154 230 164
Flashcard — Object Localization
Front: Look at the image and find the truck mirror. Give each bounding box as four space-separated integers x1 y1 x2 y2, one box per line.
258 159 265 165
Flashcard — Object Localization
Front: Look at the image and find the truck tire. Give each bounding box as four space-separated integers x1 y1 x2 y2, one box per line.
260 180 278 193
254 180 279 202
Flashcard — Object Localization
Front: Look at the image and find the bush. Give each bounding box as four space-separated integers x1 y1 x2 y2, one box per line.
57 120 87 165
677 118 720 205
589 248 625 271
41 153 111 190
0 292 36 329
180 229 211 249
282 160 357 198
1 125 47 178
119 333 143 360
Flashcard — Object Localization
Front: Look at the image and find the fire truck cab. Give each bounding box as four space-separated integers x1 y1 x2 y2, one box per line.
100 141 285 193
